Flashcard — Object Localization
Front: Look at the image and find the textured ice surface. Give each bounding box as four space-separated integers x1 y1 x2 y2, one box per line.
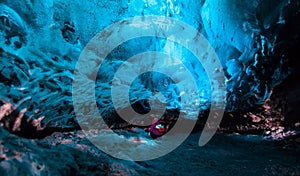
0 0 296 127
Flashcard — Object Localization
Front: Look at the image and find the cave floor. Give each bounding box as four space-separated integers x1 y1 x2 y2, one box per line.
140 133 300 176
1 127 299 176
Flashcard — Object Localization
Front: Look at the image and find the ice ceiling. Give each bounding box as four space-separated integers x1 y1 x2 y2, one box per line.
0 0 298 130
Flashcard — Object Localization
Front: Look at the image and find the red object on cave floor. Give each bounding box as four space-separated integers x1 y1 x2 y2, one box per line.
148 117 166 139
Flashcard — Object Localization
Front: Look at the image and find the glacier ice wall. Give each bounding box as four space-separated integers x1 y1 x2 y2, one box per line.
0 0 298 129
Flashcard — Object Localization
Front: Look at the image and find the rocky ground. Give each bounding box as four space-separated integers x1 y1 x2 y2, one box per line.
0 98 299 175
0 126 299 176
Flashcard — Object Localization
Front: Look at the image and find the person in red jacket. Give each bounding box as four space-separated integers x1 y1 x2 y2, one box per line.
148 116 166 139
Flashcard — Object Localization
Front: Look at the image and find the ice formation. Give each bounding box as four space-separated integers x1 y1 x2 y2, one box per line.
0 0 298 128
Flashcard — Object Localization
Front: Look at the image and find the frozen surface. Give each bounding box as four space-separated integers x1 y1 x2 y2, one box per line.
0 126 299 175
0 0 295 127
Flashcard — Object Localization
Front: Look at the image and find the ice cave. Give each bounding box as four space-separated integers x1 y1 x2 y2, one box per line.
0 0 299 175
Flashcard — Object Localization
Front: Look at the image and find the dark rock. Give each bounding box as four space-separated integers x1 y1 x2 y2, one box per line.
61 21 79 44
270 74 300 127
